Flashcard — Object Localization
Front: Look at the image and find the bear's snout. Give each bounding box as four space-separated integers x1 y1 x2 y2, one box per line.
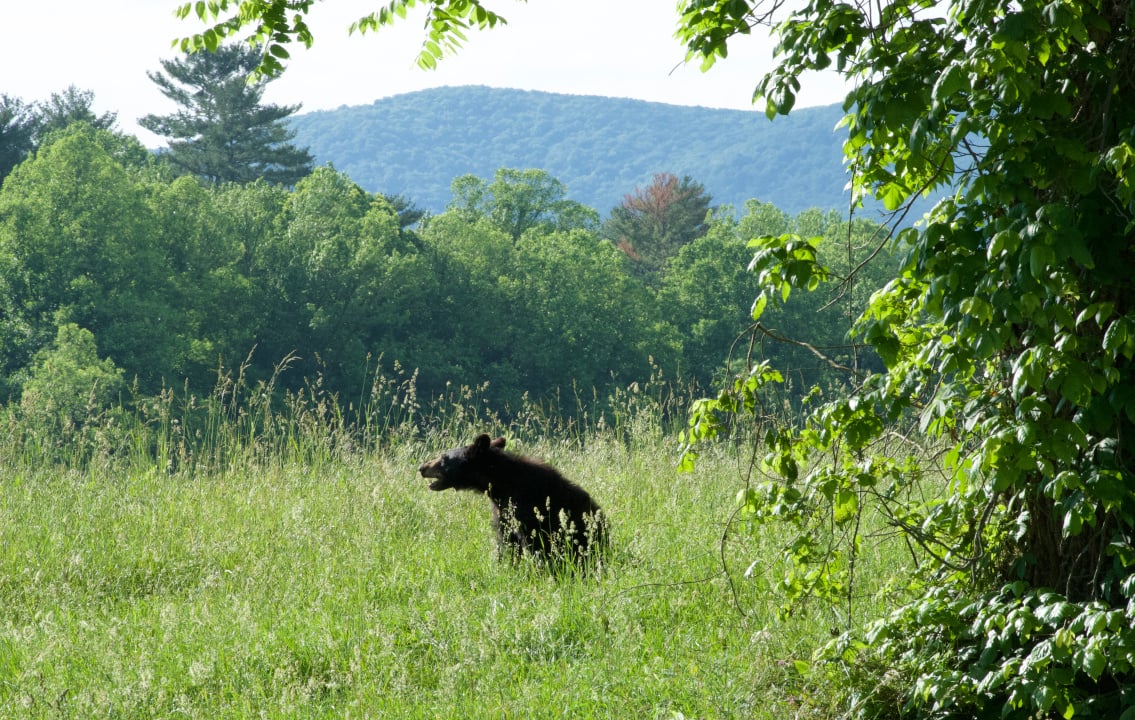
418 458 451 491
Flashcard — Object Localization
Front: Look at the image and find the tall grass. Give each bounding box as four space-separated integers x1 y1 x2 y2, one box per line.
0 363 916 718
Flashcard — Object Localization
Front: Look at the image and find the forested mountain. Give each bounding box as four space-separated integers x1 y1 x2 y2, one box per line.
289 86 852 215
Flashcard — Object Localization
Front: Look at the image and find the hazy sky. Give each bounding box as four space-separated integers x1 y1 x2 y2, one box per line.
5 0 849 146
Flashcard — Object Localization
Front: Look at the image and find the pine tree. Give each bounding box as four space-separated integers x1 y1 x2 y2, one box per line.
603 172 712 279
0 94 37 180
3 87 133 185
36 86 118 138
140 45 313 185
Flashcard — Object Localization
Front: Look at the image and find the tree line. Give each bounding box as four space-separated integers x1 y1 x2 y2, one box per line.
0 116 891 426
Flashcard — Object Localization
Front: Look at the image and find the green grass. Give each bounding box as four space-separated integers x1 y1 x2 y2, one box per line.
0 401 913 718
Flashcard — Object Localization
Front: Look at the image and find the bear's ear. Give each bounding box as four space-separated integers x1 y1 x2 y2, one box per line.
471 434 492 454
491 436 506 449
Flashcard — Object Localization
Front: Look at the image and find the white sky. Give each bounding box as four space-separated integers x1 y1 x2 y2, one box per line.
4 0 849 146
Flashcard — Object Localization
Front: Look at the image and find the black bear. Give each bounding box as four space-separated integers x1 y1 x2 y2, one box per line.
418 434 607 563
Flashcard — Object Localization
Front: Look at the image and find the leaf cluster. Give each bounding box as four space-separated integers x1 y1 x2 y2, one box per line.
174 0 315 78
175 0 508 77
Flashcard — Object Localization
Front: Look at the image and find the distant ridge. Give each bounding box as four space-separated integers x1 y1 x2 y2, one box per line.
289 85 854 216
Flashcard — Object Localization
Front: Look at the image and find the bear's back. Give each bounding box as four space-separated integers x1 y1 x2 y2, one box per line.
485 450 606 557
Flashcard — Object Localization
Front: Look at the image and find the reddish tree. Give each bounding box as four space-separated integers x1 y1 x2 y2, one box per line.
604 172 712 278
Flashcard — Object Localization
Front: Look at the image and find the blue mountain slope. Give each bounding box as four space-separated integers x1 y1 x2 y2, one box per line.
289 85 856 216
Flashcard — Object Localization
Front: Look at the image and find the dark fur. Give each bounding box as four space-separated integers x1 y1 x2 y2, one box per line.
419 434 607 562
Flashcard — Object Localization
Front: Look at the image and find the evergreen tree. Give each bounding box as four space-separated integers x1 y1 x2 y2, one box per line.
603 172 712 280
0 94 37 181
140 45 313 185
1 87 118 182
35 86 118 138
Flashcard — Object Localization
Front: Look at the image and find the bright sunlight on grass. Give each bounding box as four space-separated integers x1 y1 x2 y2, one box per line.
0 368 915 719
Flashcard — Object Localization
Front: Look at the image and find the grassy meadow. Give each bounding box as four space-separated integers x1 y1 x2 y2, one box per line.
0 377 914 719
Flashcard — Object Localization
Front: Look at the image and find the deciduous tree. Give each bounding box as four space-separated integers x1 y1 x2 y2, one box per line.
20 323 124 428
1 87 121 182
448 168 598 241
0 125 182 394
677 0 1135 717
35 86 118 138
656 208 759 386
254 167 432 396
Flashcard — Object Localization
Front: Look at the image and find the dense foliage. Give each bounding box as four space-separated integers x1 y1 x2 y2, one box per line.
0 94 36 180
675 0 1135 716
447 167 599 240
288 86 856 215
0 123 885 427
0 86 117 181
32 86 119 139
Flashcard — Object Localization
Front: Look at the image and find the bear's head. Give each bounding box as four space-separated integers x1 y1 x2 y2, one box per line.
418 433 507 492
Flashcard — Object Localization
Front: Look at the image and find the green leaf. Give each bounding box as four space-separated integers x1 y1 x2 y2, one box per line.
834 488 859 524
1063 505 1084 536
1080 645 1107 680
879 182 906 211
1033 684 1058 712
960 296 993 323
932 64 968 104
1029 244 1055 279
988 229 1019 257
1035 598 1075 623
1103 317 1130 355
751 292 768 320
